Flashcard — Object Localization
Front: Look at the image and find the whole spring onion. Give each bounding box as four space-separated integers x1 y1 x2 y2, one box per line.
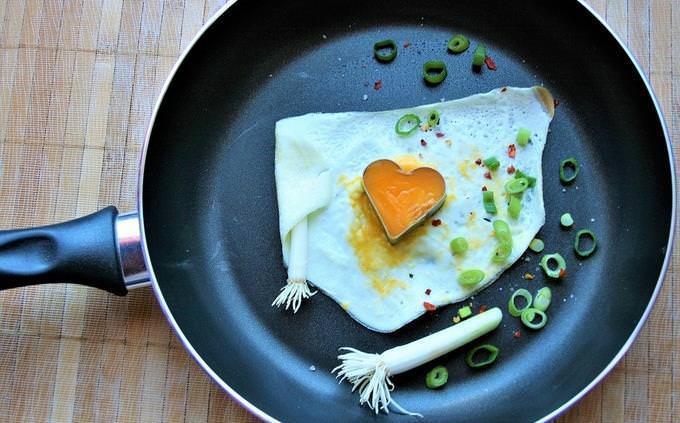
505 177 530 195
559 157 579 184
465 344 500 368
492 220 512 245
423 60 447 84
334 308 503 416
395 113 421 136
529 238 544 253
458 269 485 286
574 229 597 257
516 127 531 147
540 253 566 278
483 156 500 171
482 190 497 214
533 287 552 312
520 308 548 330
425 365 448 389
508 288 532 317
373 39 398 63
458 305 473 319
447 34 470 53
491 242 512 264
560 213 574 227
472 44 486 67
450 237 468 255
515 169 537 188
272 218 317 312
508 195 521 219
427 109 441 127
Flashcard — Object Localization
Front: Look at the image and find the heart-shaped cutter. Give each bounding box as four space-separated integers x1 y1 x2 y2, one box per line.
362 159 446 244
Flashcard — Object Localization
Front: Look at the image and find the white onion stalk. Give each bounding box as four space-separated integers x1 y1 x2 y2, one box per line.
333 307 503 416
272 218 316 313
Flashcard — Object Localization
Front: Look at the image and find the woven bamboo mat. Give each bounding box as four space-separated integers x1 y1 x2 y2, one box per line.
0 0 676 421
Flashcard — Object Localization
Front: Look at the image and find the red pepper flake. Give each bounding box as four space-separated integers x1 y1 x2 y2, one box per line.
373 79 382 90
403 41 411 48
424 302 436 312
484 56 497 71
507 165 516 174
508 144 516 158
431 219 442 227
420 139 427 146
475 158 482 165
483 171 492 180
513 330 522 338
481 185 488 191
435 132 445 138
559 268 568 278
554 98 560 108
425 288 431 295
501 86 508 92
478 305 488 314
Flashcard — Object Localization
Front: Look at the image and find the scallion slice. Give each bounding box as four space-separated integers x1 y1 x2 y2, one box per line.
508 195 521 219
491 241 512 264
458 305 472 319
373 39 398 63
482 191 497 214
540 253 566 278
574 229 597 257
560 213 574 227
447 34 470 54
425 365 448 389
427 109 441 127
472 44 486 67
465 344 499 368
450 237 468 255
533 287 552 312
395 113 421 136
423 60 447 84
516 127 531 147
529 238 544 253
515 170 537 187
505 177 529 195
508 288 532 317
492 219 512 245
483 156 500 171
520 308 548 330
458 269 485 286
559 157 579 184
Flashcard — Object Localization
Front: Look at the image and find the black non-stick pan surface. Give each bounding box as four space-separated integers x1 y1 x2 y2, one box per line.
141 0 674 421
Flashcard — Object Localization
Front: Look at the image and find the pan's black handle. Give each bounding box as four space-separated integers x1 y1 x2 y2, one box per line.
0 206 149 295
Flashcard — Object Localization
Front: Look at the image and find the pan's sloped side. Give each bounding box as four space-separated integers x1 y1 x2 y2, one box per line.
139 0 674 421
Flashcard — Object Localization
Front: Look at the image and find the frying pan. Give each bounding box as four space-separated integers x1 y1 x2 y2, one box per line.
0 0 674 421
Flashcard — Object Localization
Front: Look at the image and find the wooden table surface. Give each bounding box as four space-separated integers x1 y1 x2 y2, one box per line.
0 0 676 421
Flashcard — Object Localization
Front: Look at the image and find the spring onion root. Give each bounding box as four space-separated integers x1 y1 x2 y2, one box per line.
272 218 316 312
333 307 503 416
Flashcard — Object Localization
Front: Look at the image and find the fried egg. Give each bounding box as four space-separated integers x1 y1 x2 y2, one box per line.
275 87 554 332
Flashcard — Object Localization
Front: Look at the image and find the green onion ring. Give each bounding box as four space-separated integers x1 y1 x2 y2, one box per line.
560 213 574 227
533 287 552 312
427 109 440 127
508 195 521 219
492 219 512 244
559 157 579 184
472 44 486 67
465 344 499 368
483 156 500 170
458 305 473 319
516 128 531 147
505 177 530 195
540 253 566 278
574 229 597 257
423 60 447 84
515 170 537 187
395 113 421 136
491 241 512 264
450 237 468 255
425 365 448 389
458 269 485 286
529 238 544 253
508 288 532 317
373 39 397 63
520 308 548 329
482 191 497 214
447 35 470 54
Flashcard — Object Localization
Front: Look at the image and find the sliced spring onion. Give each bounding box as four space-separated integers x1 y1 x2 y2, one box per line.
425 365 448 389
520 308 548 330
458 269 485 286
450 237 468 255
447 34 470 54
492 219 512 244
427 109 440 127
516 127 531 147
515 169 537 188
508 288 532 317
560 213 574 227
540 253 566 278
395 113 421 136
491 241 512 264
505 177 530 195
529 238 544 253
423 60 447 84
482 191 497 214
465 344 499 368
533 287 552 312
483 156 500 171
472 44 486 67
373 39 398 63
574 229 597 257
508 195 521 219
559 157 579 184
458 305 472 319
